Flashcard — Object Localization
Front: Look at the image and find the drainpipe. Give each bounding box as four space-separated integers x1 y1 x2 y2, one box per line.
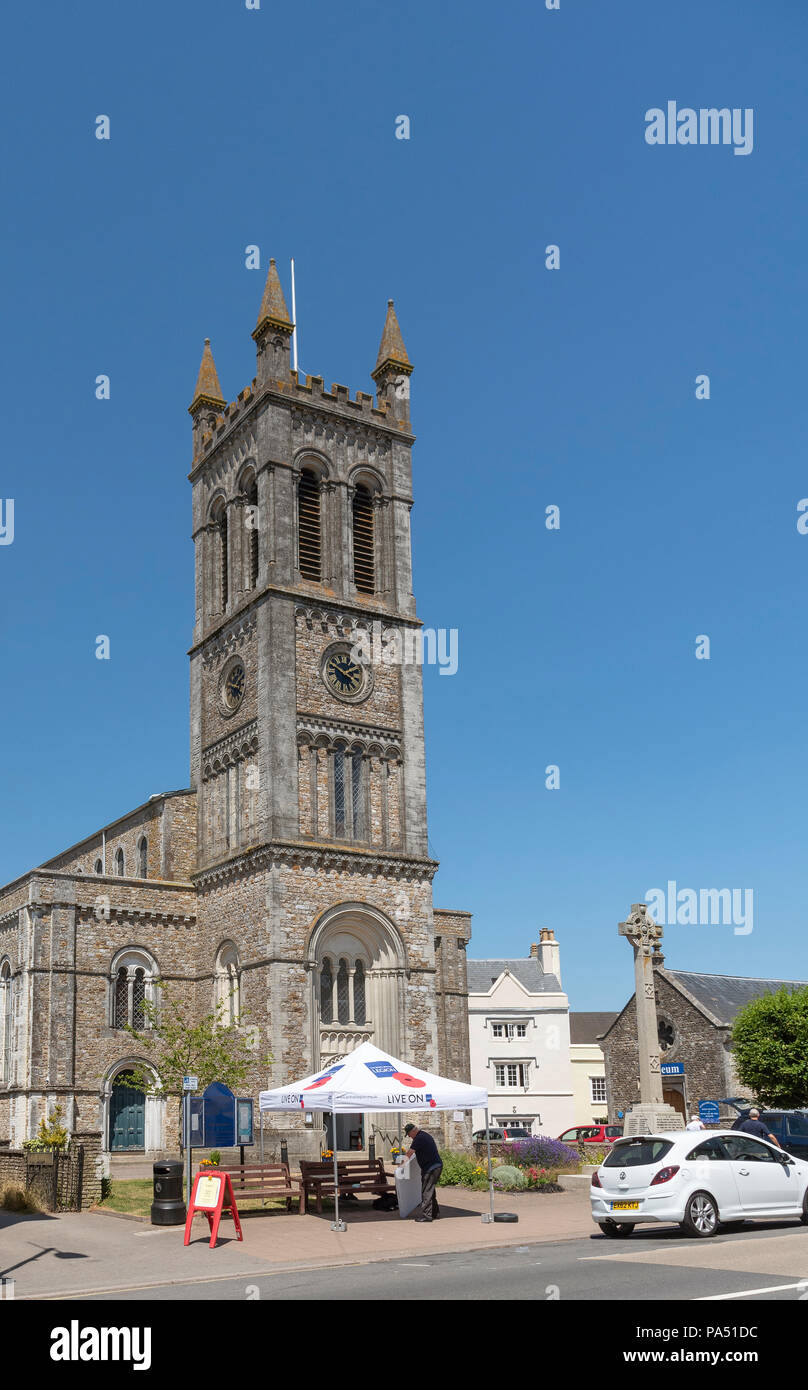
102 831 106 875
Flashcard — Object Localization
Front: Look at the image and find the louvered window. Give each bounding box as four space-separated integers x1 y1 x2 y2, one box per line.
218 509 229 608
352 485 375 593
246 478 259 588
298 469 322 581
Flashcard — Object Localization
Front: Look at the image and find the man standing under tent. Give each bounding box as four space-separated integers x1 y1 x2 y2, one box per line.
404 1123 443 1223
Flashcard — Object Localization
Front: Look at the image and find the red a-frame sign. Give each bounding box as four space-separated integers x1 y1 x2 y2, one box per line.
184 1170 243 1249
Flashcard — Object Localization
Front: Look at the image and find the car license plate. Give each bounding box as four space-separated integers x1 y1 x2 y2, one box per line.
611 1201 639 1211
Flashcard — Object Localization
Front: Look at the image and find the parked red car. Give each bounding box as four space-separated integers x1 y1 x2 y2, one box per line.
558 1124 623 1146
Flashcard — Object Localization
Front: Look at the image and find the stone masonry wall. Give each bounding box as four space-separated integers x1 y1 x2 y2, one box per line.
601 968 737 1124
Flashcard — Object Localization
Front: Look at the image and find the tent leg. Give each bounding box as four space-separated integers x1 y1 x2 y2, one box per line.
330 1101 345 1232
481 1106 495 1224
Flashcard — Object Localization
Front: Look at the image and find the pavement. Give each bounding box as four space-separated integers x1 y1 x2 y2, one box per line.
3 1186 808 1301
1 1186 592 1299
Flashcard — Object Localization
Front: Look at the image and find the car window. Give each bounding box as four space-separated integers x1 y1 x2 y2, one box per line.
580 1128 599 1140
762 1113 784 1128
722 1135 777 1163
604 1139 673 1168
605 1127 623 1137
687 1137 729 1161
787 1114 808 1137
559 1130 578 1142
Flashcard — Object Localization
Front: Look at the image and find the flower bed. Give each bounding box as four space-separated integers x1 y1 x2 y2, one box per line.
438 1150 568 1193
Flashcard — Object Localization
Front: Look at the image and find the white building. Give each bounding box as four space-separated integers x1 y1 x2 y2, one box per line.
569 1012 617 1125
467 931 574 1137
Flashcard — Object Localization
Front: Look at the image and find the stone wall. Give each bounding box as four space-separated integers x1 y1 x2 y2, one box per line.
601 967 741 1124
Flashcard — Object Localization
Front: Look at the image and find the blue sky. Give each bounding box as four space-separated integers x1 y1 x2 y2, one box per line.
1 0 806 1009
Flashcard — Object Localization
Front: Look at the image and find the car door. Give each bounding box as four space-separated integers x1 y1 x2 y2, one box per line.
682 1136 743 1220
721 1134 799 1214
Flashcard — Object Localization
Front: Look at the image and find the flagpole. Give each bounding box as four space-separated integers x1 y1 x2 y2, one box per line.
291 258 299 376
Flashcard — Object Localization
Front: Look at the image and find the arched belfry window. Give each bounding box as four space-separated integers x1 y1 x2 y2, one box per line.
1 962 12 1083
245 473 259 589
138 837 148 879
115 848 125 877
210 499 228 611
110 950 157 1030
352 484 375 593
94 859 103 875
214 943 241 1026
333 743 347 837
298 468 322 581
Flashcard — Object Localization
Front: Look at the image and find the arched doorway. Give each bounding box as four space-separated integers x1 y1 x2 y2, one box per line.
109 1071 145 1151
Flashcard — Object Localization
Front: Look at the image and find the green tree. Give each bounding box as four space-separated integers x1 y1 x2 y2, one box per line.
121 981 272 1147
731 986 808 1108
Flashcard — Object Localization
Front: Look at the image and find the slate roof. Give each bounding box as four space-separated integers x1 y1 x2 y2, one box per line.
667 970 808 1026
467 959 561 994
570 1011 618 1044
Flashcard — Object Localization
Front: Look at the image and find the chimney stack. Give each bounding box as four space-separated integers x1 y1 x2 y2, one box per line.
536 928 561 986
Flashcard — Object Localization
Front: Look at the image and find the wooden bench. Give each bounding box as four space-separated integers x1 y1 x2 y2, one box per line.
299 1157 392 1214
219 1162 305 1214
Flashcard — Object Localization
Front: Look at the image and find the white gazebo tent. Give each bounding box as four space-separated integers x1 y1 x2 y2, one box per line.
259 1041 496 1231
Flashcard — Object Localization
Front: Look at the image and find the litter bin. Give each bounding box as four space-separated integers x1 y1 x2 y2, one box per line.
151 1159 186 1225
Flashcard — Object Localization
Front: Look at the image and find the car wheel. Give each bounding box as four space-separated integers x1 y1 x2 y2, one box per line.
598 1220 634 1238
681 1191 720 1238
801 1192 808 1226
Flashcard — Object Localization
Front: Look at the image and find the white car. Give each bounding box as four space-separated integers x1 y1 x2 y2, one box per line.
590 1130 808 1238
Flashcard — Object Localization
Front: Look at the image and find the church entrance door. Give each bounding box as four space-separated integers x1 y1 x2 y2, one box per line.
663 1085 686 1120
110 1073 146 1150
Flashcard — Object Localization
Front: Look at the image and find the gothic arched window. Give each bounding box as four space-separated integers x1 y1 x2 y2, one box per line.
333 744 347 837
352 485 375 593
351 750 366 841
138 837 148 879
94 858 103 875
336 959 350 1025
115 848 125 877
320 958 334 1024
114 967 129 1029
298 468 321 581
111 951 156 1030
245 473 259 589
354 960 366 1026
1 962 12 1083
214 943 240 1026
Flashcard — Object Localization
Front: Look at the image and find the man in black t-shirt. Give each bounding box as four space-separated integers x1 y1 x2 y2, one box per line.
734 1108 780 1147
404 1123 443 1222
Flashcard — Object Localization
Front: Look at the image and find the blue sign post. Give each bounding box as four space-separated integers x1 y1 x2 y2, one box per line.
699 1100 721 1125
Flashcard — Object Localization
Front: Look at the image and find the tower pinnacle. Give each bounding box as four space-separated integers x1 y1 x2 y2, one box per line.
188 338 226 415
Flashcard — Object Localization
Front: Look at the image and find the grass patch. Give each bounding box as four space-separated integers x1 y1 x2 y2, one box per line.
0 1182 42 1213
96 1178 297 1220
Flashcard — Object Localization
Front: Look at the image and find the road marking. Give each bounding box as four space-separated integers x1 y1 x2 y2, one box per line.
696 1281 808 1301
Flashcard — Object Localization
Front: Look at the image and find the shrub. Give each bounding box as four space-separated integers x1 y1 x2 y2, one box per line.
22 1105 69 1154
437 1151 489 1190
491 1164 527 1191
0 1183 41 1213
509 1137 579 1170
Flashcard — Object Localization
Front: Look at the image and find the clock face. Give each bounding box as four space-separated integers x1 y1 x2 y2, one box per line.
223 661 245 712
325 652 364 698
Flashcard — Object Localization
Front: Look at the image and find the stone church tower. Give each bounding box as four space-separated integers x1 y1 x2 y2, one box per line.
0 262 471 1157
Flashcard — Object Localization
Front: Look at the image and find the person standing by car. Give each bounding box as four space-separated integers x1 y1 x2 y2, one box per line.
403 1122 443 1222
735 1107 781 1147
686 1114 705 1131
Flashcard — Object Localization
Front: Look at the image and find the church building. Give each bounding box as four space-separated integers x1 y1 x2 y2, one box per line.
0 263 472 1157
